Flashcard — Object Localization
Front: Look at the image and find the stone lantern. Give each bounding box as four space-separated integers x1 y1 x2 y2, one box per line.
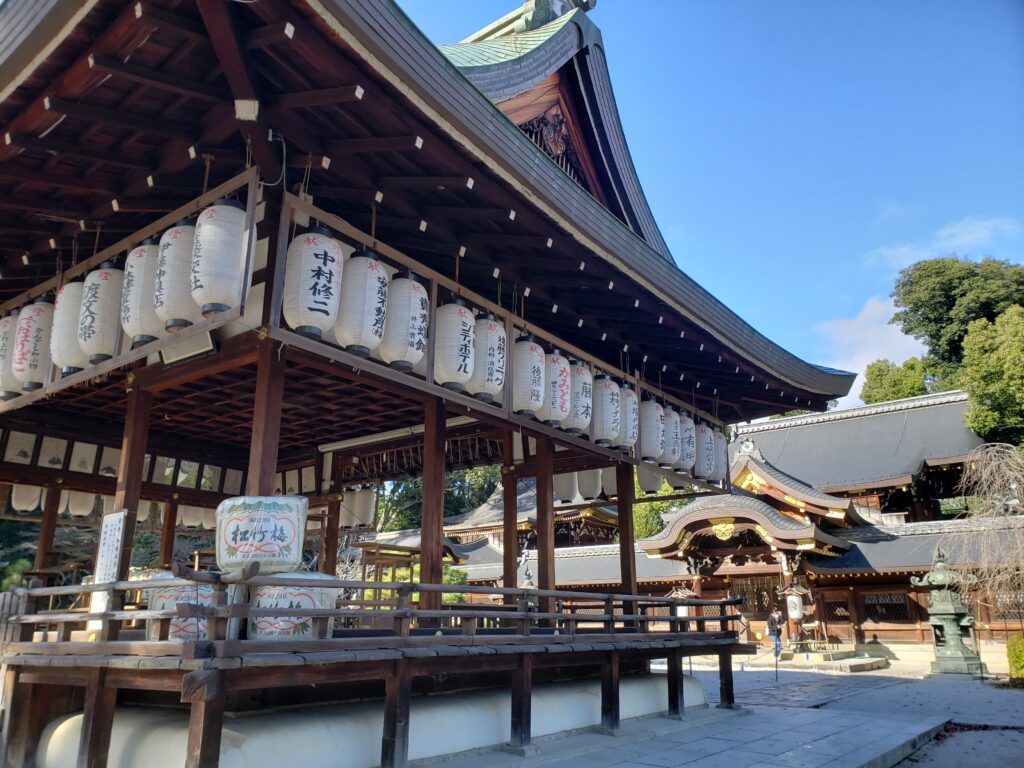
910 547 988 676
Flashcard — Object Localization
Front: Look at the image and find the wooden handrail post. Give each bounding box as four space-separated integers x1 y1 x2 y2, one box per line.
394 585 412 636
604 597 616 635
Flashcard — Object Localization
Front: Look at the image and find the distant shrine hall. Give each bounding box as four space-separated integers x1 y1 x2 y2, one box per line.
0 2 1005 767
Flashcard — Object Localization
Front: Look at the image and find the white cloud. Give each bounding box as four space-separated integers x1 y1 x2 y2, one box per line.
866 215 1021 271
816 297 925 409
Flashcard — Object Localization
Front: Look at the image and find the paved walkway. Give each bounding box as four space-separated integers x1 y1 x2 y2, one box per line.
427 667 1023 768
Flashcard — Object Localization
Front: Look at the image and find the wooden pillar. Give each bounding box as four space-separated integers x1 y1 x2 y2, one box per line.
501 432 519 603
534 436 556 614
2 670 34 768
322 497 341 575
159 500 178 568
667 647 685 718
183 670 226 768
509 653 533 751
848 587 865 645
716 651 735 709
419 399 446 611
600 650 621 732
616 462 638 599
33 485 60 571
110 386 152 581
77 668 117 768
245 340 286 496
381 660 412 768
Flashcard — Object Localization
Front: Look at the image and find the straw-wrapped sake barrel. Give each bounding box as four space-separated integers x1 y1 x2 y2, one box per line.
248 571 339 640
215 495 308 573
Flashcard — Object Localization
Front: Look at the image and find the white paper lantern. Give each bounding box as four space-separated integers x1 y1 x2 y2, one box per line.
180 505 204 527
660 407 682 469
667 468 691 490
154 220 203 332
562 360 593 435
283 227 343 339
333 250 388 355
710 429 729 484
694 423 716 479
379 272 428 372
637 462 662 495
137 500 153 523
12 296 54 391
121 238 164 346
191 197 247 316
602 465 618 498
51 280 88 375
11 484 42 511
0 311 20 400
614 384 639 451
553 472 577 504
677 413 696 474
434 300 475 391
639 397 665 464
536 350 570 427
466 313 506 402
591 374 620 447
577 468 601 500
511 335 545 417
353 487 376 527
78 263 124 364
66 491 95 518
201 508 216 530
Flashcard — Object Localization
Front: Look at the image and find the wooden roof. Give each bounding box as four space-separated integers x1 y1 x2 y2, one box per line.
0 0 855 422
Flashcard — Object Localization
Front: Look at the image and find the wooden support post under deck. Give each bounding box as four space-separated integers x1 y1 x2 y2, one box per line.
600 650 621 732
419 399 446 611
501 431 518 604
33 485 59 571
616 462 638 603
717 651 735 709
381 660 412 768
509 652 533 752
534 435 555 615
2 669 34 768
667 647 685 718
183 670 226 768
77 668 117 768
159 500 178 568
322 496 341 574
112 386 152 580
246 340 286 496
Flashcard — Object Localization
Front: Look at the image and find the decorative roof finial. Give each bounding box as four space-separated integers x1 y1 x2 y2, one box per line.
514 0 596 33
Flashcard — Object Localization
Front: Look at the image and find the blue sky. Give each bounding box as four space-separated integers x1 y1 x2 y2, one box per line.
395 0 1024 405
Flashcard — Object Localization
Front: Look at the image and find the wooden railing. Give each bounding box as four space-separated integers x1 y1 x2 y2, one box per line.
1 565 742 661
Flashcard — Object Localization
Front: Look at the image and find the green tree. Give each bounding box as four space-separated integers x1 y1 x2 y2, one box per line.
632 476 684 539
1 558 32 591
959 306 1024 443
891 257 1024 366
859 357 930 404
377 465 502 532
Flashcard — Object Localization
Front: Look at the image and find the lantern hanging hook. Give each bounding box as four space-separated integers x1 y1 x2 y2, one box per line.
201 153 214 194
370 200 378 250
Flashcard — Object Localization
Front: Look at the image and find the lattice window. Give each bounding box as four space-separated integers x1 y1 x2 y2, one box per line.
825 600 851 622
994 593 1024 620
863 592 912 623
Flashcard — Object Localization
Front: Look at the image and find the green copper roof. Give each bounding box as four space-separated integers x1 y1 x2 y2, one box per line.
438 12 576 70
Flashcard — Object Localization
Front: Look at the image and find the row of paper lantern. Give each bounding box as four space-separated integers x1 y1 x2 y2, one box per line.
551 431 728 505
0 198 248 396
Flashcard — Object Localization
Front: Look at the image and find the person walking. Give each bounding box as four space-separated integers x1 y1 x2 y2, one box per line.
767 606 784 659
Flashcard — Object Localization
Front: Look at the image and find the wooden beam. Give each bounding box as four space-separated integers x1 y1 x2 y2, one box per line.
423 206 515 222
160 500 178 568
270 85 364 109
600 650 620 732
501 432 519 604
322 497 341 574
419 399 446 610
717 651 735 709
667 647 685 718
377 176 473 192
0 163 118 195
535 435 555 614
113 385 151 509
195 0 282 180
245 21 296 50
381 660 412 768
245 340 286 496
4 132 151 170
77 668 117 768
0 192 87 218
88 55 230 103
33 486 59 571
616 462 638 598
44 96 195 141
132 329 261 392
325 136 423 154
509 653 533 752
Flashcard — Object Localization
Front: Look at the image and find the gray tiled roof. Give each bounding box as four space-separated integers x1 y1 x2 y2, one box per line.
444 477 616 531
674 493 810 532
733 392 982 490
